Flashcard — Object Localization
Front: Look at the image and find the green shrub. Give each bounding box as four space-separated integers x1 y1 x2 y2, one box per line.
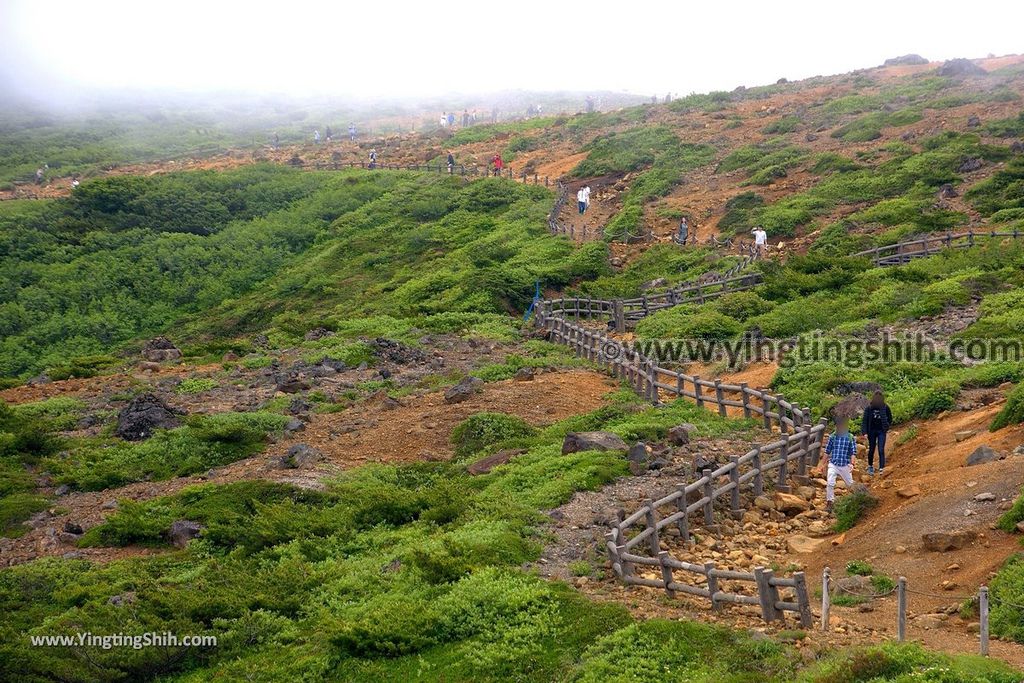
833 490 878 532
635 306 743 340
450 412 537 459
762 116 801 134
711 291 775 321
177 378 218 394
991 384 1024 432
0 492 49 537
846 559 874 576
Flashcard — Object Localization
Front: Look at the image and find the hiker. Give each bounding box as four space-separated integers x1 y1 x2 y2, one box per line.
577 187 587 214
678 217 689 244
34 167 44 185
313 129 321 144
447 112 455 127
273 132 280 149
582 185 591 211
325 126 332 142
492 153 503 177
368 149 377 169
447 152 455 174
752 226 768 257
462 109 470 127
823 417 857 514
861 391 893 474
440 113 448 128
349 123 356 140
71 177 80 189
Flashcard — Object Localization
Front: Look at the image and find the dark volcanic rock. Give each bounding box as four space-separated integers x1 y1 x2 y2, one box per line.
141 337 182 362
114 393 184 441
169 520 202 548
883 54 929 67
371 338 426 365
467 448 526 475
561 431 628 454
937 58 987 77
444 376 483 404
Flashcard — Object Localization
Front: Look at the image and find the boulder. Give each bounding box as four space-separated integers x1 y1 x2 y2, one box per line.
897 485 921 499
444 376 483 404
773 492 810 514
371 338 426 365
640 277 668 292
627 442 650 464
834 574 871 592
967 114 982 128
937 183 959 199
276 377 310 394
922 530 977 552
954 430 977 443
966 445 1002 466
277 443 323 469
957 157 984 173
467 449 526 475
168 520 202 548
796 485 816 501
514 367 536 382
304 327 334 341
883 54 929 66
141 337 182 363
937 58 987 77
561 431 628 454
974 492 996 502
831 394 870 421
787 535 825 554
114 393 184 441
668 423 696 446
754 495 776 511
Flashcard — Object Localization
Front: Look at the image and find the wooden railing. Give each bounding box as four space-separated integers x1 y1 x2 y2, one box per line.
853 229 1024 266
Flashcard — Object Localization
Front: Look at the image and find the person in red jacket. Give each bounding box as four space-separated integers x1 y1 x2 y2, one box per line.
492 153 503 177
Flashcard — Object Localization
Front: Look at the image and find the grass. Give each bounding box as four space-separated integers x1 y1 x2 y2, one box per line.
177 377 219 395
833 490 878 533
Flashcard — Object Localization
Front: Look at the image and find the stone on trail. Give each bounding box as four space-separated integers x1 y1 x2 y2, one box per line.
922 530 977 552
142 336 182 362
444 376 483 404
561 431 628 454
513 367 536 382
627 442 650 464
773 492 810 514
954 430 976 442
668 423 696 446
467 448 526 475
973 492 995 502
966 445 1002 466
169 520 202 548
787 534 824 554
897 485 921 499
277 443 323 469
114 393 184 441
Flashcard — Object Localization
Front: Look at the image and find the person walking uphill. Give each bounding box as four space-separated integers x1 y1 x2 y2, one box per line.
577 187 587 214
861 391 892 474
823 417 857 514
492 153 503 177
447 152 455 174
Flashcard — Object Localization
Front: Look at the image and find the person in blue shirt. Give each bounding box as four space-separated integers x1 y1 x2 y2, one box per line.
824 417 857 513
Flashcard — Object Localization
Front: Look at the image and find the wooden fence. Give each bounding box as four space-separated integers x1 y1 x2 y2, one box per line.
310 159 552 185
853 229 1024 266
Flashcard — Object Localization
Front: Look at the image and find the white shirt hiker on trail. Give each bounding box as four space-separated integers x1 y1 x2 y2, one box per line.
752 227 767 245
582 185 591 207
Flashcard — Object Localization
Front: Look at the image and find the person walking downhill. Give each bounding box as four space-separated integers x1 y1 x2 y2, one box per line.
577 187 587 215
447 152 455 175
823 417 857 514
368 149 377 170
492 153 503 177
861 391 893 475
752 226 768 257
313 129 321 144
677 216 689 244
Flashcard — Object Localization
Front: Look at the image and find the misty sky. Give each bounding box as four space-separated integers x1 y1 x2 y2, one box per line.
1 0 1022 104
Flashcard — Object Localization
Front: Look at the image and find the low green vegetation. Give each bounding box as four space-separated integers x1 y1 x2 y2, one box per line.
177 377 219 395
450 412 536 459
833 490 878 533
830 109 922 142
990 384 1024 431
717 140 808 186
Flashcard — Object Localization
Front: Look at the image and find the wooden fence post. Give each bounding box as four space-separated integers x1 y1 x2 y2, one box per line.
778 394 788 435
675 484 690 542
755 567 775 622
761 569 782 621
897 576 907 642
740 383 751 418
705 561 720 611
793 572 813 628
647 362 659 404
694 376 704 408
729 456 741 518
777 435 791 493
714 380 727 417
657 551 675 598
821 567 831 631
613 299 625 332
796 427 810 482
702 468 714 527
762 394 772 430
752 447 764 497
980 585 989 656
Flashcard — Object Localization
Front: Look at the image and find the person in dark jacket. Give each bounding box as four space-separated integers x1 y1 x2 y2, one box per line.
861 390 892 474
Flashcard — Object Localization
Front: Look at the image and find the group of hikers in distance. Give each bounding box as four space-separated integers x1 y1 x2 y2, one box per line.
309 124 358 145
821 391 892 513
675 215 769 257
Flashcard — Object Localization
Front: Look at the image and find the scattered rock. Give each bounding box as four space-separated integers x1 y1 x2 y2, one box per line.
561 431 628 454
467 449 526 475
277 443 323 469
954 430 977 442
966 445 1002 466
1016 521 1024 534
967 114 982 128
894 545 908 554
937 58 987 77
63 521 83 535
276 377 310 394
883 54 929 67
114 393 184 441
668 424 696 446
444 376 484 404
304 327 334 341
787 535 824 554
627 442 650 464
957 157 984 173
371 338 426 365
514 367 536 382
796 485 816 501
937 183 959 199
922 530 977 552
54 484 71 496
141 337 182 362
754 496 776 511
640 278 668 292
974 492 996 502
138 361 162 373
773 492 810 515
834 575 871 592
897 485 921 499
108 591 137 607
168 520 202 548
101 500 118 510
222 351 239 362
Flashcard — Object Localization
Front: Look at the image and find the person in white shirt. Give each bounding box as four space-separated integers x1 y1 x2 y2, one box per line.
582 185 591 210
752 226 768 257
577 188 587 215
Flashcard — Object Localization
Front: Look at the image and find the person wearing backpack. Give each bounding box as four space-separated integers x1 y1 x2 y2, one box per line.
861 391 893 474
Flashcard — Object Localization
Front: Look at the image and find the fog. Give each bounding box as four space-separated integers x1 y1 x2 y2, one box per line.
2 0 1023 109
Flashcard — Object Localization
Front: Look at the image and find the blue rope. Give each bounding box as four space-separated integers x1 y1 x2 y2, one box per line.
523 280 541 321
